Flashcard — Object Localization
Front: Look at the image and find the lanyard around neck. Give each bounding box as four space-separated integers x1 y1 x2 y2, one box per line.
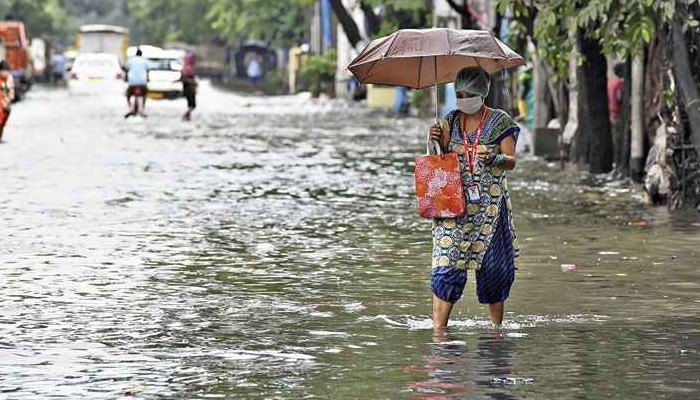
461 107 487 173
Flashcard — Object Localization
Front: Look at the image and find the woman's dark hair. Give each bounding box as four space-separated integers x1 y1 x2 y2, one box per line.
613 62 625 78
0 60 8 70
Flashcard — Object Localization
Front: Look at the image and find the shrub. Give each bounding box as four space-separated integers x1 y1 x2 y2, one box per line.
261 68 288 95
300 49 336 97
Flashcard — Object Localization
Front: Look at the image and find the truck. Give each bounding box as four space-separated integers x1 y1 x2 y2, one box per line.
76 24 129 65
0 21 33 100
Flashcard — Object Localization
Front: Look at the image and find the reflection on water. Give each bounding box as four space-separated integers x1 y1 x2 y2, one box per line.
404 332 525 399
0 85 699 399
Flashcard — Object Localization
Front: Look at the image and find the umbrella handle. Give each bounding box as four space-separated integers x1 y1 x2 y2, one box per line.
434 56 438 122
434 84 439 123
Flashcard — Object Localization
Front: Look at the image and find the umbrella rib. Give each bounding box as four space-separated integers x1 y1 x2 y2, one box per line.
360 57 380 84
382 32 400 59
446 29 452 57
475 56 483 71
361 32 401 84
417 56 424 88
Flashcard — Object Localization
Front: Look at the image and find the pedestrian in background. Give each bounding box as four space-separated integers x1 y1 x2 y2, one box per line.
427 67 521 331
0 60 15 142
50 50 66 85
247 57 262 90
608 62 626 171
608 62 625 123
394 86 409 118
181 50 197 121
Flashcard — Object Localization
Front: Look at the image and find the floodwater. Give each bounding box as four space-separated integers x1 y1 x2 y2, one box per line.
1 83 699 399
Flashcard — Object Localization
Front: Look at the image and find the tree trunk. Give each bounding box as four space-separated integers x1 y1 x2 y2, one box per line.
493 10 503 37
533 55 552 129
614 62 632 177
359 1 380 36
575 32 613 173
542 62 568 127
329 0 362 48
630 55 645 181
561 33 579 167
672 20 700 156
445 0 478 29
644 35 664 143
486 73 508 111
485 10 507 110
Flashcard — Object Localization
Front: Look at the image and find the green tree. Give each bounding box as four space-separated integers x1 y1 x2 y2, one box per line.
301 48 336 96
129 0 217 45
0 0 68 38
495 0 694 169
329 0 431 48
496 0 700 204
207 0 309 47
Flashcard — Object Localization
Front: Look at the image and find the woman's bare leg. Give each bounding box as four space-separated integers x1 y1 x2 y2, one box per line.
432 295 454 331
488 301 504 326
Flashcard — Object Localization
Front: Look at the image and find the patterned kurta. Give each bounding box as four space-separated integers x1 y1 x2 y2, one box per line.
431 108 520 304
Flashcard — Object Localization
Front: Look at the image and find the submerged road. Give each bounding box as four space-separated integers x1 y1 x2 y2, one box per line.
1 83 699 399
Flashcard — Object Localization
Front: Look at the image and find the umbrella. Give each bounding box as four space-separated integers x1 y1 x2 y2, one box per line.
347 28 525 118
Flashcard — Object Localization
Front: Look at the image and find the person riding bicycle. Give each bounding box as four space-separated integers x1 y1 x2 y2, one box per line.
124 48 151 118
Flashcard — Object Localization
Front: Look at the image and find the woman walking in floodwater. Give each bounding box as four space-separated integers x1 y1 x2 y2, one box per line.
0 60 15 142
427 67 520 331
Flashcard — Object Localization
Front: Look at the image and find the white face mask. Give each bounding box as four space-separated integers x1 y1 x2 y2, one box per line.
456 96 484 114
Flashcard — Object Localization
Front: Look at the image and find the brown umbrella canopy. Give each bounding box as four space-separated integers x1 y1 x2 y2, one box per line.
348 28 525 89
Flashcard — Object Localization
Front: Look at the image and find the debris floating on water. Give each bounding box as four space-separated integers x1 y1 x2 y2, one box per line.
629 220 648 227
490 377 534 386
124 384 146 396
561 264 578 272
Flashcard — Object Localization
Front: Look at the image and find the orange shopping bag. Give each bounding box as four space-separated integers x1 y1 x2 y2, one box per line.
414 140 465 219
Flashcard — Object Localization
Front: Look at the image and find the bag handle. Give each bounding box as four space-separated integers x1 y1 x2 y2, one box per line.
427 119 450 155
427 139 442 155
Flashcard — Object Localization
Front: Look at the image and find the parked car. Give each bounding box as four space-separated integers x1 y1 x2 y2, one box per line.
127 46 183 99
146 49 184 99
68 52 125 95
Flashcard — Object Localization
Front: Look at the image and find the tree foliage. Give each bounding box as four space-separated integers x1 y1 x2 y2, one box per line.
367 0 432 36
0 0 68 38
495 0 700 78
301 48 336 94
330 0 431 48
129 0 217 45
207 0 310 47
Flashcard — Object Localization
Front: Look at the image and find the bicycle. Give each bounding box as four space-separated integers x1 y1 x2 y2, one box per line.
125 85 147 118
